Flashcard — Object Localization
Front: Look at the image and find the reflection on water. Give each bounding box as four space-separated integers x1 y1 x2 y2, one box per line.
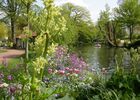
77 45 131 72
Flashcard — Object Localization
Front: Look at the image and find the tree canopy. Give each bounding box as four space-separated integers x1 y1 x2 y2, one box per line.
114 0 140 41
61 3 95 45
0 0 21 41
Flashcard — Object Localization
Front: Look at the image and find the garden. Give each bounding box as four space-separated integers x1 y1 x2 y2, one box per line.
0 0 140 100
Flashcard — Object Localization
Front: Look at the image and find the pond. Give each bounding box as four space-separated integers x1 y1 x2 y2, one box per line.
77 45 133 73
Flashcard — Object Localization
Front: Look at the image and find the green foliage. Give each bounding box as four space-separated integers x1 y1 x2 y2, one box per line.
69 67 140 100
1 0 140 100
30 0 67 57
31 0 67 37
0 0 21 19
114 0 140 41
0 0 22 41
96 4 111 41
97 4 127 44
61 3 95 45
30 34 45 57
1 46 140 100
65 49 140 100
114 0 140 27
16 16 27 30
0 22 8 39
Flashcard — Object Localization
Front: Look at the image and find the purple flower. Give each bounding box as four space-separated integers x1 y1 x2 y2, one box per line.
47 45 88 81
7 75 13 80
55 46 67 58
9 86 16 94
0 73 4 79
69 53 87 69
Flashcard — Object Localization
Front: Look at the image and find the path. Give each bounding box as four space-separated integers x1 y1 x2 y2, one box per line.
0 49 25 62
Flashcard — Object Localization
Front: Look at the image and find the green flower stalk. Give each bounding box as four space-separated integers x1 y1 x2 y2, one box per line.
33 57 47 78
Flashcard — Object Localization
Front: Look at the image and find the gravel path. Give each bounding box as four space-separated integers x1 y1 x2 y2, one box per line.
0 49 25 62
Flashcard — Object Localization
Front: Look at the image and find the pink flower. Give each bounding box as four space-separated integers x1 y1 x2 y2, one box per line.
68 68 73 73
65 67 69 70
73 69 80 74
58 70 65 75
48 68 53 74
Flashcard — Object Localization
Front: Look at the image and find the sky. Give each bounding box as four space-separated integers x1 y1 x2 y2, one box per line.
37 0 119 22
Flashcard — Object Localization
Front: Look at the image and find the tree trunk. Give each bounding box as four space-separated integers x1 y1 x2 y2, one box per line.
25 3 30 60
112 22 117 46
99 25 116 46
129 25 133 42
11 18 15 42
106 22 112 41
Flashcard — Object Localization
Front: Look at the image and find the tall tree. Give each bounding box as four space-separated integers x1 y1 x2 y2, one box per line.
0 0 21 42
97 4 124 46
61 3 95 45
97 4 110 42
114 0 140 42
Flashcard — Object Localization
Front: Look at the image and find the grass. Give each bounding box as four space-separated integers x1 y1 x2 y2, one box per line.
8 57 23 68
0 56 24 69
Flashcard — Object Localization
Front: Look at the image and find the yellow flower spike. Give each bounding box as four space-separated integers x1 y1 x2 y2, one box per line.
33 57 47 74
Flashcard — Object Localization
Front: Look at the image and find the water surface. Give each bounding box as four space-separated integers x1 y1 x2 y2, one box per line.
77 45 132 73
